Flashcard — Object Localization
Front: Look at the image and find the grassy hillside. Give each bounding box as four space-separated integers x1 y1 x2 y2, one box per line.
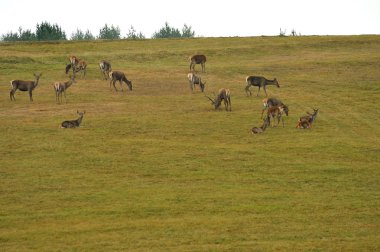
0 36 379 251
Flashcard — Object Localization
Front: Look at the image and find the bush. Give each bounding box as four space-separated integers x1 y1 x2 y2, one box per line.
1 27 36 42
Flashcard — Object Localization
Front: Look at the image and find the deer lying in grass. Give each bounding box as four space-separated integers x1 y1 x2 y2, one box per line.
267 104 289 127
189 54 206 72
296 108 319 129
245 76 280 97
109 71 133 92
99 60 112 80
251 115 271 134
205 88 231 111
53 75 76 104
61 111 85 128
187 72 205 92
10 73 42 101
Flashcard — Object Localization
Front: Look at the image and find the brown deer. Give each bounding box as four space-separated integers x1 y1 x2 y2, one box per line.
53 75 76 104
245 76 280 97
251 115 271 134
205 88 231 111
66 56 87 78
109 71 133 92
189 54 206 72
10 73 42 101
99 60 112 80
267 104 289 127
61 111 85 128
187 72 205 92
296 108 319 129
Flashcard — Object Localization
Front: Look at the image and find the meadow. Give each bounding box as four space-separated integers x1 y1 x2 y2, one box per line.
0 35 379 251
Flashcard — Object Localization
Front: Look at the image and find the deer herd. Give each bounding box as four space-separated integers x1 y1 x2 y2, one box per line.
7 53 318 131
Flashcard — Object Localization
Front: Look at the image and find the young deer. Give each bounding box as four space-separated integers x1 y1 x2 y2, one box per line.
296 108 319 129
10 73 42 101
205 88 231 111
53 75 76 103
61 111 86 128
267 104 289 127
99 60 112 80
251 115 271 134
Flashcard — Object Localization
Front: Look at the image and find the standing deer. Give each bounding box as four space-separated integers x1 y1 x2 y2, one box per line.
109 71 133 92
245 76 280 97
251 115 271 134
261 97 285 117
53 75 76 104
10 73 42 101
66 56 87 78
267 104 289 127
61 111 86 128
187 72 205 92
189 54 206 72
296 108 319 129
205 88 231 111
99 60 112 80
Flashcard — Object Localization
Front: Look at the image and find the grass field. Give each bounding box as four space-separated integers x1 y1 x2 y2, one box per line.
0 35 379 251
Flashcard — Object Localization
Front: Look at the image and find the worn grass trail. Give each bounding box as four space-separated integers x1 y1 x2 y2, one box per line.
0 36 379 251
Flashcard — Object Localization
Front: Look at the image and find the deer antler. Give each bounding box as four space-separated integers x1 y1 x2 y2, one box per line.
204 94 215 104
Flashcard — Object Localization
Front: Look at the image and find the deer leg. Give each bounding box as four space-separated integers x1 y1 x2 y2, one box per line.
245 85 251 96
29 90 33 102
63 89 67 103
10 89 16 101
256 86 261 96
263 85 268 97
120 80 124 92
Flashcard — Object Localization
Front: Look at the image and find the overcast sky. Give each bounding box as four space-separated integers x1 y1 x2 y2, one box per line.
0 0 379 38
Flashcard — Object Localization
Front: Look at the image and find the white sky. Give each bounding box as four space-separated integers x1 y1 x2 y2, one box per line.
0 0 379 38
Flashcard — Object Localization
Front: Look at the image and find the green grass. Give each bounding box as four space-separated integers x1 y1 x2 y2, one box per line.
0 35 379 251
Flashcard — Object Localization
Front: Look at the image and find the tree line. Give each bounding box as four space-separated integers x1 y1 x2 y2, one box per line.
1 21 196 42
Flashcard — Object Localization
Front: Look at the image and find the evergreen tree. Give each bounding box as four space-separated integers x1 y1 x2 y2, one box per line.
35 22 66 41
98 24 120 40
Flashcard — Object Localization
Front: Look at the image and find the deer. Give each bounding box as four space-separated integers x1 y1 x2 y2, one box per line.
261 97 286 118
296 108 319 129
189 54 206 72
251 115 271 134
245 76 280 97
267 104 289 127
53 75 76 104
187 72 205 92
109 71 133 92
61 111 86 128
99 60 112 80
205 88 231 111
10 73 42 101
65 60 87 78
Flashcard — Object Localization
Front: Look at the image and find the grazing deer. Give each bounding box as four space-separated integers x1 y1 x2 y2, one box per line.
251 115 271 134
61 111 85 128
296 108 319 129
267 104 289 127
261 97 286 118
187 72 205 92
10 73 42 101
99 60 112 80
189 54 206 72
245 76 280 97
205 88 231 111
109 71 133 92
53 75 76 104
